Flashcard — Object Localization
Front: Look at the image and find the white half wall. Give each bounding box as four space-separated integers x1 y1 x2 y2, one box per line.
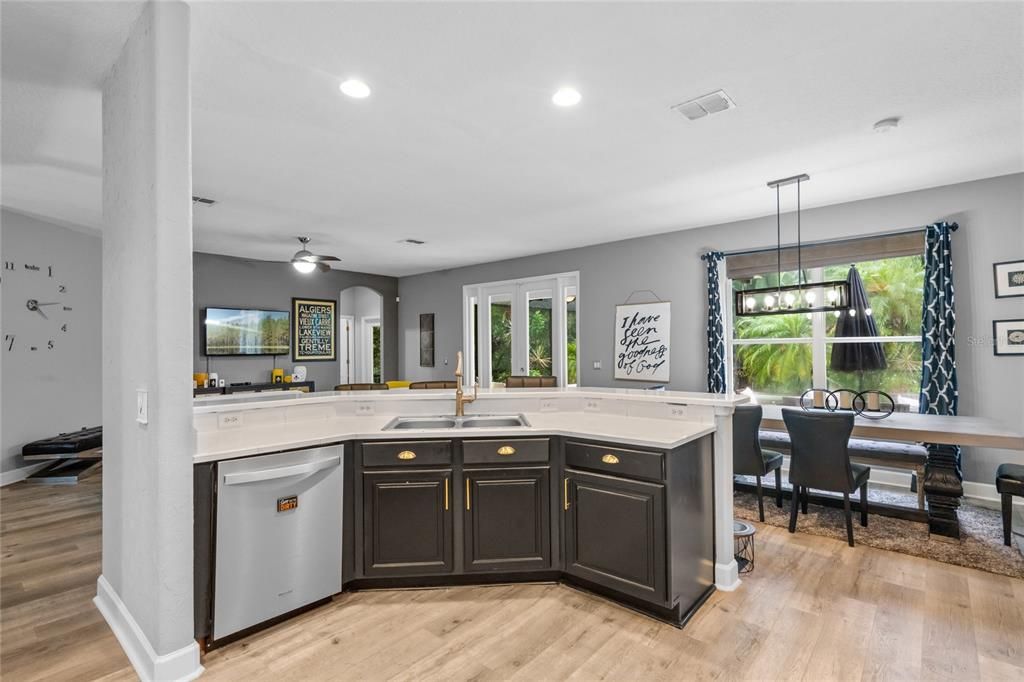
98 1 200 679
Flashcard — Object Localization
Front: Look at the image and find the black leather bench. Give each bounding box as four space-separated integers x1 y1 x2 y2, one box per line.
22 426 102 484
760 429 928 509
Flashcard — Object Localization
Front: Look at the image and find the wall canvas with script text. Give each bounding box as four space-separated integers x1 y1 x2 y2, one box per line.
614 301 670 382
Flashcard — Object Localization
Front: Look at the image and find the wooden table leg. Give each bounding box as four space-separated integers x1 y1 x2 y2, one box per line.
923 443 963 539
916 465 926 510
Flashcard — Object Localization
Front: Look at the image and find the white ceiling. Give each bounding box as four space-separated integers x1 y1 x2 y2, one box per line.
3 1 1022 276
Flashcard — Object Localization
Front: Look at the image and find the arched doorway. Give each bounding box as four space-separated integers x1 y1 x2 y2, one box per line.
338 286 384 384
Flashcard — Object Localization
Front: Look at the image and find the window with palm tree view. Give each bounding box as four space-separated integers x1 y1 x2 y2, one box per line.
732 254 924 410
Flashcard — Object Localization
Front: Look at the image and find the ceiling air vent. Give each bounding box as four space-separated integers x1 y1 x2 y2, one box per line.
399 239 426 245
670 89 736 121
192 195 216 206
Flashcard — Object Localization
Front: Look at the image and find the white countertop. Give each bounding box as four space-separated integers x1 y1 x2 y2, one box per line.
193 387 743 463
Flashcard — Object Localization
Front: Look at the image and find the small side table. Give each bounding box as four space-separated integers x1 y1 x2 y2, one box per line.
734 520 756 574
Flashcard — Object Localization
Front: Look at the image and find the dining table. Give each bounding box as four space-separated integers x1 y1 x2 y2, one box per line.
759 405 1024 538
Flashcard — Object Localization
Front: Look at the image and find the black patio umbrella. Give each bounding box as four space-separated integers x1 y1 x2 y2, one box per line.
830 265 886 388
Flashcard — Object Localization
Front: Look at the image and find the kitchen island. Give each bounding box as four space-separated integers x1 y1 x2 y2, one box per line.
192 387 746 647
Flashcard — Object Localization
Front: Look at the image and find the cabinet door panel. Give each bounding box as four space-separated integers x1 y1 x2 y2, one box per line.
363 470 453 576
464 467 550 572
564 469 666 604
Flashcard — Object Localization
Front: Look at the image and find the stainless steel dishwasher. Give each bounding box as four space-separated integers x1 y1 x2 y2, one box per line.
213 445 343 640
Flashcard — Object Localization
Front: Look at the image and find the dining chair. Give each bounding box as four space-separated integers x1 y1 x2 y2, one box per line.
733 404 784 522
408 381 457 389
504 376 558 388
783 408 870 547
334 383 389 391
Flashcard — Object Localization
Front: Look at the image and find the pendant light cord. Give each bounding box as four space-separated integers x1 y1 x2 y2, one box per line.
797 177 802 287
776 183 781 296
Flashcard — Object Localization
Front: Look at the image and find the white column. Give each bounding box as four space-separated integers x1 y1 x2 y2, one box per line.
713 406 740 590
94 2 200 680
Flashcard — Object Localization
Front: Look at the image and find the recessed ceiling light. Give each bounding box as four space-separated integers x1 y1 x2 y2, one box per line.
339 79 371 99
873 117 901 133
552 87 581 107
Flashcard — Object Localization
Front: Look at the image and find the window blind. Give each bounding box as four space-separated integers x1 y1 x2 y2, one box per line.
725 231 925 280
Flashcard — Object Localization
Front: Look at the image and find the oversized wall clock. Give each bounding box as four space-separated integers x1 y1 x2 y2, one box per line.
2 261 73 353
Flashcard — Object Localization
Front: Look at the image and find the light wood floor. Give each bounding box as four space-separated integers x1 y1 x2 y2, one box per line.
2 474 1023 681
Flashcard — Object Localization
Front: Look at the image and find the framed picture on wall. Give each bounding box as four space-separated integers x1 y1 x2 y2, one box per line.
993 319 1024 356
292 297 336 362
419 313 435 367
614 301 671 382
993 259 1024 298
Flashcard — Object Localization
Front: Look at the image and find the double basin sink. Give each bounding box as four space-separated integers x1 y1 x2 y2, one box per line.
383 414 530 431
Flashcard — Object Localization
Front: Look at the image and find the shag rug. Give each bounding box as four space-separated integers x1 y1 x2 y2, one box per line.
734 484 1024 579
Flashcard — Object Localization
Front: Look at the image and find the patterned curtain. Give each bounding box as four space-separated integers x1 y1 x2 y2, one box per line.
919 221 962 535
702 251 727 393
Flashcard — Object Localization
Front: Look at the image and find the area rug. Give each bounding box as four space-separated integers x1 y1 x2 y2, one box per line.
733 485 1024 579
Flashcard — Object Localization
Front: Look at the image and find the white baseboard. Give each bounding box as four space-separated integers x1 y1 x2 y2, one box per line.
0 462 48 486
715 560 741 592
94 575 203 682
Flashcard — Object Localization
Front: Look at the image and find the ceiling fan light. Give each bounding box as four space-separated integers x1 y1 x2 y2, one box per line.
293 260 316 274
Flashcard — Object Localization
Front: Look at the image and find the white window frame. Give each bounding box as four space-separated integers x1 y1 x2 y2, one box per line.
727 265 922 400
462 271 580 388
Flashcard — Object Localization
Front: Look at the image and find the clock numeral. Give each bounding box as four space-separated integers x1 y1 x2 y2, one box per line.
3 261 13 271
63 306 72 311
4 334 14 351
48 340 54 350
58 285 66 293
48 266 53 277
24 264 39 272
61 324 68 333
30 346 38 351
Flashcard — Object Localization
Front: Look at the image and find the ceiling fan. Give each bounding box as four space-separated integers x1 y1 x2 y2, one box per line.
290 237 340 274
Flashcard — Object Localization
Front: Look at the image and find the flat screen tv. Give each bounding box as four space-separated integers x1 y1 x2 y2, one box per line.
203 307 290 356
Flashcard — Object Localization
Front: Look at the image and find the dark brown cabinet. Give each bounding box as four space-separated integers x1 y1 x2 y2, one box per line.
464 466 550 572
362 469 453 576
564 468 666 604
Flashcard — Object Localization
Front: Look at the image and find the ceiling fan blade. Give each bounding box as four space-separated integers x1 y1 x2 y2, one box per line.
306 254 341 262
316 261 331 273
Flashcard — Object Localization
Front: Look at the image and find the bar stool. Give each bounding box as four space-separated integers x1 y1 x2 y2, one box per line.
996 463 1024 546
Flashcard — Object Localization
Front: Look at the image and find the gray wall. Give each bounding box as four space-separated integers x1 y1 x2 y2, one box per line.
398 173 1024 484
0 209 103 474
193 252 398 391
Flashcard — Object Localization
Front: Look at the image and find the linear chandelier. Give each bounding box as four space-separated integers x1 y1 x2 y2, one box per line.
734 174 850 317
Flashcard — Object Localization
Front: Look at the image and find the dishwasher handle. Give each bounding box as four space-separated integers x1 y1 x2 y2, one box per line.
222 455 341 486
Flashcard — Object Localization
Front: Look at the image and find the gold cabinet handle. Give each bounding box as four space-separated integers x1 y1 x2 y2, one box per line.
564 477 570 511
497 445 516 456
397 450 416 460
444 478 449 510
601 454 620 464
466 477 471 510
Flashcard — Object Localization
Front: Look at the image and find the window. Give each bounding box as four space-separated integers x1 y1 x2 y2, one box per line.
731 254 924 410
463 272 580 388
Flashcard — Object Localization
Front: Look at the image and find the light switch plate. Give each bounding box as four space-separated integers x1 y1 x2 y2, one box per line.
136 390 148 424
592 361 602 370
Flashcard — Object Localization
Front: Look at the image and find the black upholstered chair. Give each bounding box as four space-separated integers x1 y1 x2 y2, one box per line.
733 405 784 522
408 381 457 389
996 463 1024 546
334 383 389 391
783 408 870 547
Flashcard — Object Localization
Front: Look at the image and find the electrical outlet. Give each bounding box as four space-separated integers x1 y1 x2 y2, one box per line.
356 401 375 416
540 399 557 412
584 399 601 413
668 405 688 419
136 390 148 425
218 412 243 429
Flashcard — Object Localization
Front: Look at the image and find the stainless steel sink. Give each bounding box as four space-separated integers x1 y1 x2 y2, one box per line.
382 414 529 431
386 417 458 430
461 416 526 428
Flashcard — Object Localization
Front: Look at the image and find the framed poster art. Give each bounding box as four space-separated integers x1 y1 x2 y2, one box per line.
419 313 435 367
292 297 336 362
993 259 1024 298
614 301 670 382
993 319 1024 356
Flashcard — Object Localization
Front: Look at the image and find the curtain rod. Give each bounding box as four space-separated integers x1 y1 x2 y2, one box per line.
720 223 956 258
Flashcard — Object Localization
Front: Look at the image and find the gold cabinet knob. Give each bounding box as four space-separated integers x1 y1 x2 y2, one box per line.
601 453 620 464
497 446 516 456
397 450 416 460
